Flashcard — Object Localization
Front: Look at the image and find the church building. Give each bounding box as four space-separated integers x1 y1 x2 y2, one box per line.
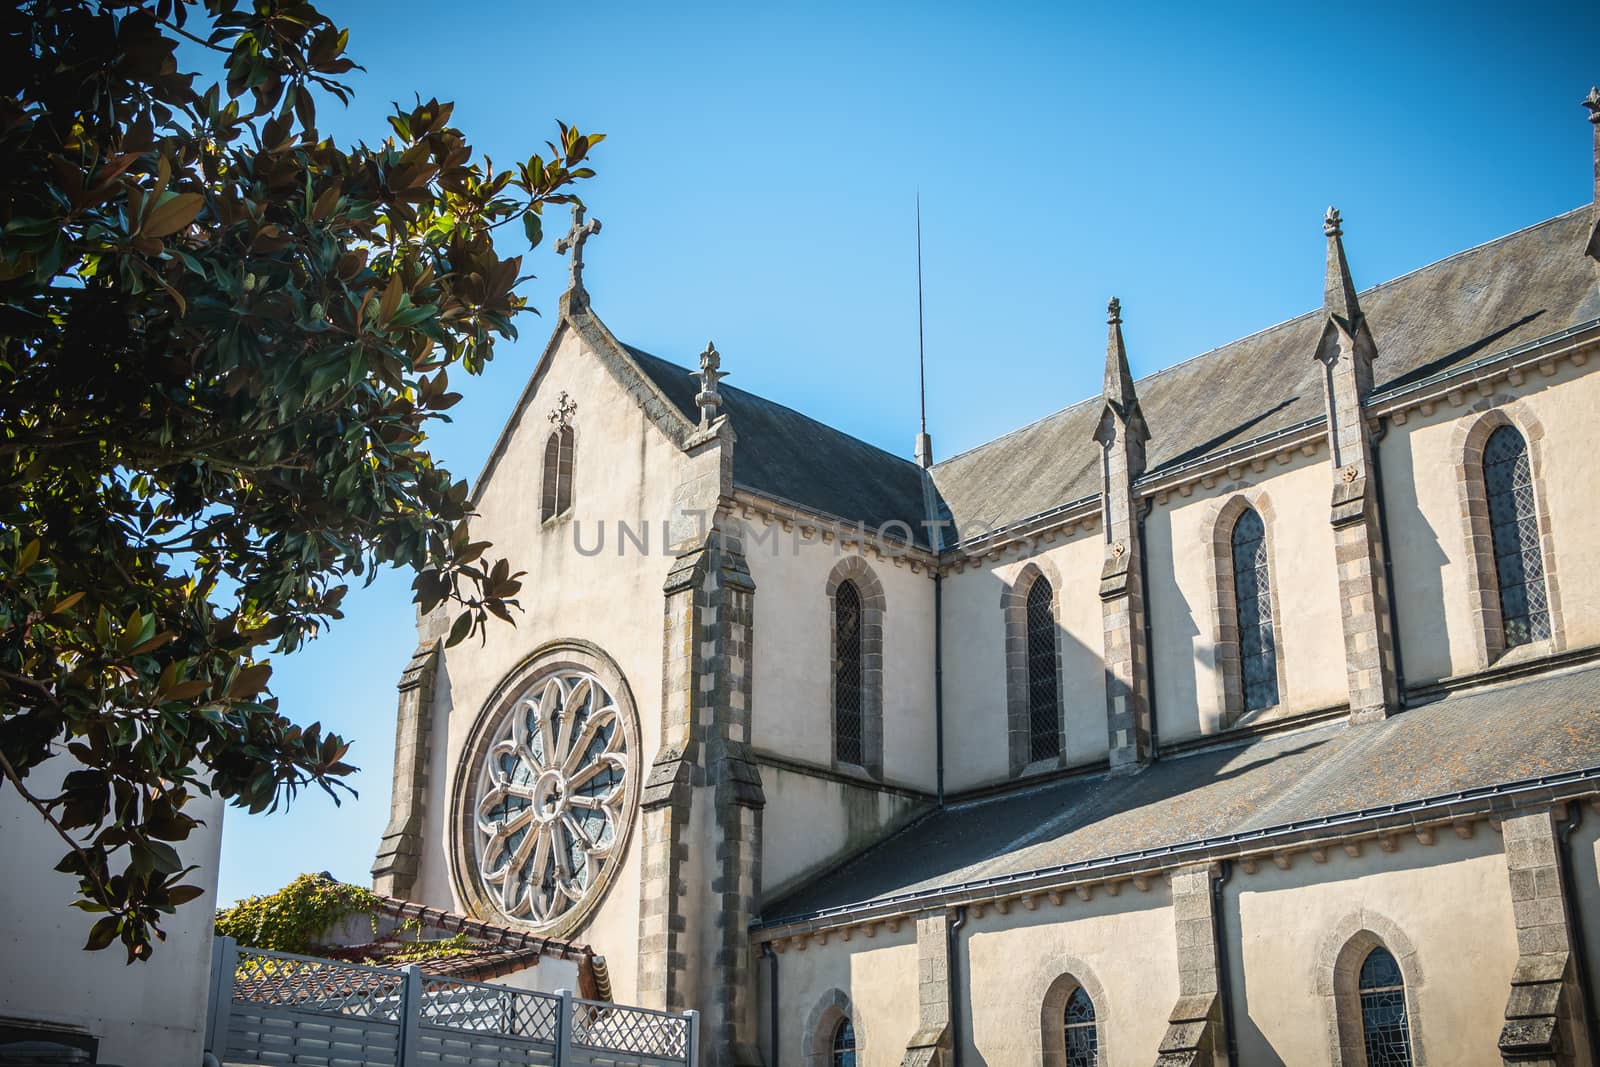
370 93 1600 1066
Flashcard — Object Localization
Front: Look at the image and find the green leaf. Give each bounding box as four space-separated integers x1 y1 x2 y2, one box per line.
522 211 542 249
85 916 120 951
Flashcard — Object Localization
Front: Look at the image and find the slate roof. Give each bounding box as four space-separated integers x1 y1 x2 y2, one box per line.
764 661 1600 922
626 346 934 543
929 207 1600 532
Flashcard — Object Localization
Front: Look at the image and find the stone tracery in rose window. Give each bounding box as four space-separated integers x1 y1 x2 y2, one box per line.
473 669 631 926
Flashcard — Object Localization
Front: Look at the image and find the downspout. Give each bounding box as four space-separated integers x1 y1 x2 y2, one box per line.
1138 499 1159 759
760 942 779 1067
1369 416 1408 701
945 905 968 1067
1557 804 1598 1059
1211 860 1238 1066
935 572 946 806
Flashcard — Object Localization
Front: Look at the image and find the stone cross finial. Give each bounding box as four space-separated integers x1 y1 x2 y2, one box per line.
1324 206 1343 237
1585 86 1600 124
548 391 576 429
554 204 602 298
692 341 726 426
1107 296 1122 325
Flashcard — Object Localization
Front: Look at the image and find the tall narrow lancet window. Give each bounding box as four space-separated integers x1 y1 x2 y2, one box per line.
831 1018 857 1067
834 580 864 765
1483 425 1550 648
1230 508 1278 712
540 425 575 523
1027 577 1060 762
1358 947 1414 1067
1063 987 1098 1067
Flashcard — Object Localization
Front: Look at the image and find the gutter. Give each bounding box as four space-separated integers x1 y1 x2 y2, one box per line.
1557 805 1598 1059
753 764 1600 935
935 572 946 806
1212 860 1238 1065
946 906 968 1067
760 942 779 1067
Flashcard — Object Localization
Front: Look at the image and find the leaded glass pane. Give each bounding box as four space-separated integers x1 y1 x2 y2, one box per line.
831 1019 856 1067
834 582 863 765
1027 578 1060 762
1064 987 1097 1067
1483 426 1549 648
1230 508 1277 712
1359 948 1413 1067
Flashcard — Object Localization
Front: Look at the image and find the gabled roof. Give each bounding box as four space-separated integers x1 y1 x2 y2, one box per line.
763 661 1600 924
626 346 933 544
930 207 1600 533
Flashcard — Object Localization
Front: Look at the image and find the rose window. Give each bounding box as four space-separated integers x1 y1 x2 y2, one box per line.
472 669 631 926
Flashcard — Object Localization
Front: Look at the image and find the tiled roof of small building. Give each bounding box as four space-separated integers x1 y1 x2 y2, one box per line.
764 661 1600 923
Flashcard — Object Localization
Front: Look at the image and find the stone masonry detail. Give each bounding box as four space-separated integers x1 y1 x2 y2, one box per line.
1094 297 1154 772
1498 809 1589 1066
371 640 439 899
1314 208 1401 725
1155 864 1228 1067
900 912 953 1067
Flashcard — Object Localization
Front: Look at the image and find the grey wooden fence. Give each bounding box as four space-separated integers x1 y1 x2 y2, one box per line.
204 936 698 1067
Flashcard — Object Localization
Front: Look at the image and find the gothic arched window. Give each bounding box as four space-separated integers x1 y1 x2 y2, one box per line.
831 1018 857 1067
1483 425 1550 649
1358 947 1414 1067
1230 508 1278 712
834 580 863 766
541 425 575 523
1027 577 1060 762
1063 987 1098 1067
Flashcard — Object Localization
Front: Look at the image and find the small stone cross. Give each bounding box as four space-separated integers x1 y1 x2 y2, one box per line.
1107 296 1122 324
1324 206 1343 238
1585 87 1600 125
554 204 602 296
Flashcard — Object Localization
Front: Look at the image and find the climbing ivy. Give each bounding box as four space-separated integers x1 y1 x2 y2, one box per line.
214 873 380 955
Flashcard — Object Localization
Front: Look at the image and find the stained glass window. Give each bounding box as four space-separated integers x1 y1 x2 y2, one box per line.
831 1018 856 1067
1230 508 1278 712
834 581 863 765
1359 947 1413 1067
541 426 574 522
1064 986 1097 1067
1483 426 1550 649
1027 577 1060 762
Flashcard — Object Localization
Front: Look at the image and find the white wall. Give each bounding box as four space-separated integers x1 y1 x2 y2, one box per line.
0 752 224 1067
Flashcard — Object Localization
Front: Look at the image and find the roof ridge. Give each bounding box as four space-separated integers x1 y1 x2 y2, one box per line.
931 205 1589 473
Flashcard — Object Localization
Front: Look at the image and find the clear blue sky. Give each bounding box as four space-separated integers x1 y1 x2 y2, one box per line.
217 0 1599 904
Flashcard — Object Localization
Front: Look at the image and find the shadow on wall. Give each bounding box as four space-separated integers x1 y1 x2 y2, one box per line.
1225 844 1471 1067
1378 414 1454 688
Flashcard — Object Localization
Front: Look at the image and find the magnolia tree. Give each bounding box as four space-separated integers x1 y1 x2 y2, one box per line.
0 0 601 960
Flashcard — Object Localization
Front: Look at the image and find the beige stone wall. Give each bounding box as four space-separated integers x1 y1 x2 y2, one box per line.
1145 448 1346 745
416 326 693 1004
1382 356 1600 684
938 524 1107 792
1230 831 1517 1066
756 762 927 899
764 926 920 1067
744 529 937 789
962 891 1176 1066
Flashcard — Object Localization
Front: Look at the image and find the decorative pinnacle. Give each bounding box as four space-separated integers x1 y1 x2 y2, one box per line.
693 341 726 427
1107 296 1122 325
554 204 602 296
1585 87 1600 124
1324 206 1343 238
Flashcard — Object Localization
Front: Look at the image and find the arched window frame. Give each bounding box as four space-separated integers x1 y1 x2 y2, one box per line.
541 424 575 524
803 989 866 1067
1002 560 1067 776
830 1018 856 1067
1207 494 1288 729
1039 965 1109 1067
1317 916 1426 1067
825 557 885 778
1453 405 1565 669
